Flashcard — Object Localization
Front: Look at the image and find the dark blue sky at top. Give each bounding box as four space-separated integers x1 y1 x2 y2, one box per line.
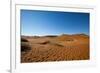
21 9 89 36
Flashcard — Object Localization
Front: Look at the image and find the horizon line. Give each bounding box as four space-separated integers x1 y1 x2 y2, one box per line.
21 33 89 37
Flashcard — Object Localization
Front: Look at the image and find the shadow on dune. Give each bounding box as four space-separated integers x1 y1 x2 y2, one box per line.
21 38 31 52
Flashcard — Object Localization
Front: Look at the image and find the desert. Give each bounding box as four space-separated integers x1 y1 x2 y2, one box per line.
21 34 89 63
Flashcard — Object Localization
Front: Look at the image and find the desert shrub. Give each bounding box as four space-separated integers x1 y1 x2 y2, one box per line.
21 38 28 42
21 42 31 52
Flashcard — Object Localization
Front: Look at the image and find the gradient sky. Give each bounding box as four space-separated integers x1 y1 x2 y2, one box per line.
21 10 89 36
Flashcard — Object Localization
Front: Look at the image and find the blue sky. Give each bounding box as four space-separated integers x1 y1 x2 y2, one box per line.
21 10 89 36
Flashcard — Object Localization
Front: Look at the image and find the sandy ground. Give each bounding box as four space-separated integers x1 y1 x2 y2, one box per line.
21 34 89 63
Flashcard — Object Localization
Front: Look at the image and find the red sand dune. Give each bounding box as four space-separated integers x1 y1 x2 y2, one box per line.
21 34 89 63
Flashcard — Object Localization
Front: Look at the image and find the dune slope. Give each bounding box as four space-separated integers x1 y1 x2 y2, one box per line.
21 34 89 63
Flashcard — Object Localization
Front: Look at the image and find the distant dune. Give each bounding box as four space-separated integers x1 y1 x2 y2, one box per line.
21 34 89 63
